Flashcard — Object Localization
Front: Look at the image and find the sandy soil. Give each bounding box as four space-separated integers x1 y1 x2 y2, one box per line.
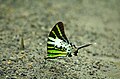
0 0 120 79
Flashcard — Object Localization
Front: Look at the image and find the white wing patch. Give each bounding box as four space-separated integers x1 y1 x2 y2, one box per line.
48 37 73 56
54 38 72 54
48 37 55 41
54 38 63 48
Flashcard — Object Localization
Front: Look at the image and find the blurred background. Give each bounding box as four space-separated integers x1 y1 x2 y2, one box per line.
0 0 120 79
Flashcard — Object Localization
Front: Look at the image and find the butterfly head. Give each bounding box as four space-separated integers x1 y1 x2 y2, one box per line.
69 43 79 56
70 43 93 56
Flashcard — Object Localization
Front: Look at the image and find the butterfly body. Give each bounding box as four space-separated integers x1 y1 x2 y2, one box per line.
45 22 92 59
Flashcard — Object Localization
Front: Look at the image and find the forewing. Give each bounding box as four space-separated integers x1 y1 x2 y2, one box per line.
48 22 69 43
46 22 69 59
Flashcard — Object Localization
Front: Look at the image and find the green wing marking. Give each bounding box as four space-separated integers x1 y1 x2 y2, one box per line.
45 22 69 59
48 22 69 42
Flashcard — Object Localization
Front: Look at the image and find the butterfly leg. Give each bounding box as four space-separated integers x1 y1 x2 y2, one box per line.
67 53 72 57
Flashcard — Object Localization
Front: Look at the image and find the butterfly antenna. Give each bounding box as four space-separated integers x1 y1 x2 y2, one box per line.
77 43 93 50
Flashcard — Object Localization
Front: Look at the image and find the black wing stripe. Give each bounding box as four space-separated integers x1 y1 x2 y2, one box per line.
57 22 69 43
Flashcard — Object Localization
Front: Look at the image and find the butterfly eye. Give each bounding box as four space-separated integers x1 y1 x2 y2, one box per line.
74 50 78 56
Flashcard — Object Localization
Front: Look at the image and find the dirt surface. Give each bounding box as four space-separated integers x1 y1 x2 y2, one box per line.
0 0 120 79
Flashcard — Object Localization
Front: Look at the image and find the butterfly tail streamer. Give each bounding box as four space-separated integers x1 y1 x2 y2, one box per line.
77 43 92 50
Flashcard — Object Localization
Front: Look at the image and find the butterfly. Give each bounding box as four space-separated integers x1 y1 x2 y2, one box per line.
45 22 92 59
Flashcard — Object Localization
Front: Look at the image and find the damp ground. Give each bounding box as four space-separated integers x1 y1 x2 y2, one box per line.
0 0 120 79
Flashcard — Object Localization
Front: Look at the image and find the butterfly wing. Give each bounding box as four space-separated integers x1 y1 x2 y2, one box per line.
46 22 69 59
48 22 69 43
